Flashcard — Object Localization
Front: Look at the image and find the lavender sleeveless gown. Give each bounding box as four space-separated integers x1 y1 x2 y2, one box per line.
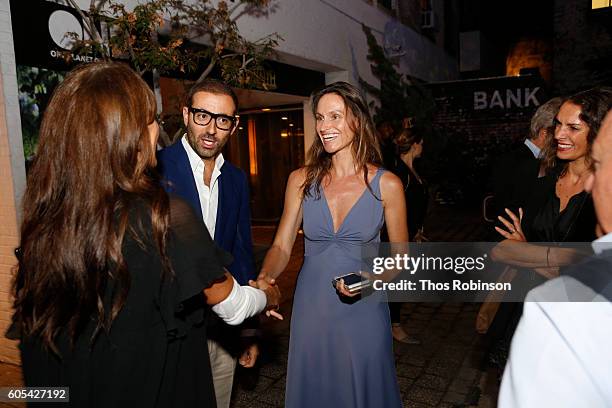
285 169 402 408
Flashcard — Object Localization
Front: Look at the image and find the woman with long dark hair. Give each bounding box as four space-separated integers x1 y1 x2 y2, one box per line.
493 88 611 266
256 82 407 407
489 88 609 374
10 61 279 407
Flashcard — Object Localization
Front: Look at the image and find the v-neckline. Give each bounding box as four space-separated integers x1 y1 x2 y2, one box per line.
321 186 369 235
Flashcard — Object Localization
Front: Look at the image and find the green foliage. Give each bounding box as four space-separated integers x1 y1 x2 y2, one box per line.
16 66 65 159
175 0 282 86
359 25 476 203
106 0 195 75
66 0 281 88
359 24 435 136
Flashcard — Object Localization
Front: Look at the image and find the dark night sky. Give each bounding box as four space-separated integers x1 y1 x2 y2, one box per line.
457 0 555 77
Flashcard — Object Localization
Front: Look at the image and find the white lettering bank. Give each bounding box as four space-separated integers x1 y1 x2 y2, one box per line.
473 87 541 110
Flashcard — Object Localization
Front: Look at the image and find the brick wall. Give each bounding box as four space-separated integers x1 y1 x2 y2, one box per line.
0 70 20 364
0 0 24 365
552 0 612 94
424 75 548 203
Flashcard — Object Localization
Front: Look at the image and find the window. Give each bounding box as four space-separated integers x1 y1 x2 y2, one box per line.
592 0 612 9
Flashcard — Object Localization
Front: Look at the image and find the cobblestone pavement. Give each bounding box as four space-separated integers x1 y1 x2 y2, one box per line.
0 202 501 408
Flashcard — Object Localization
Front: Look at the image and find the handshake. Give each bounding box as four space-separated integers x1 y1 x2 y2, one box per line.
249 274 283 320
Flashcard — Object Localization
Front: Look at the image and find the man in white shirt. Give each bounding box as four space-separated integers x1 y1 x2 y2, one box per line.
499 104 612 407
158 79 259 408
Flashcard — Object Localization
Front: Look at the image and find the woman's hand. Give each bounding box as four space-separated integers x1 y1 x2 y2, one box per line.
249 278 283 320
335 279 361 298
495 208 527 242
335 272 373 298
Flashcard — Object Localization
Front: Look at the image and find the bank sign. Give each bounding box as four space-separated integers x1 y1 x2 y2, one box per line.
473 87 542 110
10 0 105 70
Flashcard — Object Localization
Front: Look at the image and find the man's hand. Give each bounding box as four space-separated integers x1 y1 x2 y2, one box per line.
255 273 276 289
248 279 283 320
239 343 259 368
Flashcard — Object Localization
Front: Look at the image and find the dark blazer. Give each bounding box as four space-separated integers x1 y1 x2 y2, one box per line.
157 140 256 285
490 142 541 216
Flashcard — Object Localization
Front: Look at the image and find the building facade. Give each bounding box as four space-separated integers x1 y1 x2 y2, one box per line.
0 0 458 362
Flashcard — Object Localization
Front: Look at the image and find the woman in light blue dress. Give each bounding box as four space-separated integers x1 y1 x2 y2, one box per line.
257 82 407 407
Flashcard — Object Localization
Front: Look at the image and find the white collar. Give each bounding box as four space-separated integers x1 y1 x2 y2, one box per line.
524 138 542 159
181 134 225 173
592 232 612 254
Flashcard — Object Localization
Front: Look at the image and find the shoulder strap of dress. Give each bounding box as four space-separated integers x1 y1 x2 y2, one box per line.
372 167 385 197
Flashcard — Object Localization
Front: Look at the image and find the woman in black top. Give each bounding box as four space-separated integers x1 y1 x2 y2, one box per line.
394 128 429 241
494 87 611 277
388 127 429 344
10 62 280 407
521 165 597 243
488 88 609 374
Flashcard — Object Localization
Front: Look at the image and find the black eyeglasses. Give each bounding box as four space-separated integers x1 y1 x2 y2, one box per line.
188 106 237 131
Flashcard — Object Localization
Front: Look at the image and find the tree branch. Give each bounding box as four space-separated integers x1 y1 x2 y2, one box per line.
92 0 111 13
241 56 254 68
228 1 244 17
197 57 217 83
66 0 108 57
220 52 241 59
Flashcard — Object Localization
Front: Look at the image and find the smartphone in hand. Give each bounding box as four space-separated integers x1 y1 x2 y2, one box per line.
332 272 371 294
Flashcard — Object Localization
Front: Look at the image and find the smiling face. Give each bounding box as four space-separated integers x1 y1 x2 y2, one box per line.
585 111 612 234
315 93 356 155
182 91 238 160
554 102 590 161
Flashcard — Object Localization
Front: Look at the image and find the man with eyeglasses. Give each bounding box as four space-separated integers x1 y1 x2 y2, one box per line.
157 79 259 408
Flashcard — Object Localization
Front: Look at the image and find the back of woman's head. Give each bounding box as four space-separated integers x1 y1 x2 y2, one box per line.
16 62 169 352
394 128 423 155
303 82 381 197
33 61 157 192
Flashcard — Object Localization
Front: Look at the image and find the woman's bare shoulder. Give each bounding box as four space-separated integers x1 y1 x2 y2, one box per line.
288 167 308 186
379 170 403 197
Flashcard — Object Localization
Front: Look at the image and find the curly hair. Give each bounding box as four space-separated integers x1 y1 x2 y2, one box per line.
540 87 612 175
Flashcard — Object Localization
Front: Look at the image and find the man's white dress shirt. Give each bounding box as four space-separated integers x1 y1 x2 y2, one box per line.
182 135 224 238
499 233 612 407
524 138 542 159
